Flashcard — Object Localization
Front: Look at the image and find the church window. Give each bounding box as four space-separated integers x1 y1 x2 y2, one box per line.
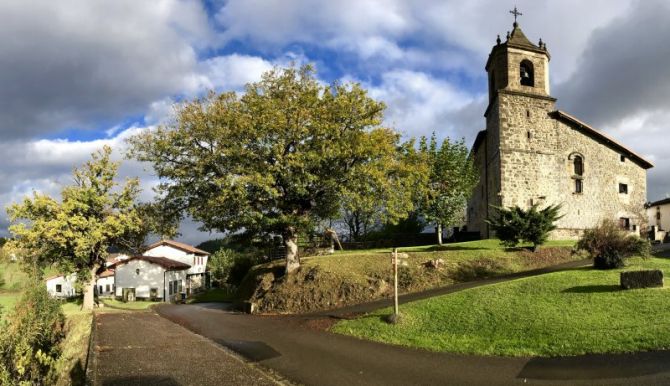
520 60 534 87
527 131 531 140
620 155 626 162
526 110 531 118
573 156 583 176
656 212 661 220
575 179 583 194
619 183 628 194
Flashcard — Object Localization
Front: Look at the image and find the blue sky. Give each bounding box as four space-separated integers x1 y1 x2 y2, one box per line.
0 0 667 244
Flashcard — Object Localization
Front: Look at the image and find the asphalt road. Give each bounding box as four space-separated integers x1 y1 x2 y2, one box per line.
154 257 670 386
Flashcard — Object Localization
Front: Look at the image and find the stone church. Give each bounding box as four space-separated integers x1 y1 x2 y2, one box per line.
466 20 653 239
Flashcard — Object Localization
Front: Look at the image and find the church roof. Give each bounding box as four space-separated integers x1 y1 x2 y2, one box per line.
507 23 537 51
551 110 654 169
486 23 549 70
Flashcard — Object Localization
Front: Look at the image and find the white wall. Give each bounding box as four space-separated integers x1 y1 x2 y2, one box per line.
114 259 188 301
144 245 208 275
46 274 77 298
96 276 115 297
115 259 166 300
648 203 670 233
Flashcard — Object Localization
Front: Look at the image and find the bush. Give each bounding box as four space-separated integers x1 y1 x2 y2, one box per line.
0 281 65 385
577 220 650 269
487 204 563 251
209 249 260 288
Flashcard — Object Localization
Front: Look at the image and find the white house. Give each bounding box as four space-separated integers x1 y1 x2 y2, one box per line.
647 198 670 242
143 240 210 295
112 255 191 302
96 269 115 297
45 274 77 299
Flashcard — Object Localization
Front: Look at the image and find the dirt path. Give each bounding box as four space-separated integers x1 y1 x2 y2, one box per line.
89 312 285 386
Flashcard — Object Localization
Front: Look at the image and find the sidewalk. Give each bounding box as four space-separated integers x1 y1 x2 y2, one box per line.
89 312 284 386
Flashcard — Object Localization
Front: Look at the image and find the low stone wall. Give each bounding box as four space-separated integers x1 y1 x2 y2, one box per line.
620 270 663 289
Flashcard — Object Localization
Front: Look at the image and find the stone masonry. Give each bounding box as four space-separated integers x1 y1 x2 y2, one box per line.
467 22 653 239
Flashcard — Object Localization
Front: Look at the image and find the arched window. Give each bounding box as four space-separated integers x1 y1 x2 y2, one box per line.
520 60 534 87
573 156 583 176
569 153 584 194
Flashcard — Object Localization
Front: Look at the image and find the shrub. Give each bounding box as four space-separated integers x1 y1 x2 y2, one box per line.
577 220 650 269
209 249 260 288
0 280 65 385
487 204 563 251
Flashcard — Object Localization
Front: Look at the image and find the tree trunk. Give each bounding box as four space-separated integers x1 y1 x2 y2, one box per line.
82 264 99 310
283 226 300 274
437 223 443 245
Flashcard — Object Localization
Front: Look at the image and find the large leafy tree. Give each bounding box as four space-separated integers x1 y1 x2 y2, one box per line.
7 146 143 309
418 134 479 245
340 138 428 241
129 65 414 273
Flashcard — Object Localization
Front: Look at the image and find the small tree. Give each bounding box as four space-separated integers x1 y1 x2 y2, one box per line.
0 281 65 384
577 219 650 269
7 146 143 310
487 204 563 251
418 134 479 245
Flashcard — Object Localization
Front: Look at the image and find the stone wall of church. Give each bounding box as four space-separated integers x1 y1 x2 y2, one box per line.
496 92 647 239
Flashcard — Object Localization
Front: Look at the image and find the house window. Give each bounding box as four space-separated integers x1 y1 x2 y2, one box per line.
105 284 110 292
178 280 183 293
657 212 662 220
520 60 534 86
575 179 583 194
620 217 630 230
620 155 626 162
56 284 62 293
136 268 140 275
619 183 628 194
99 286 103 294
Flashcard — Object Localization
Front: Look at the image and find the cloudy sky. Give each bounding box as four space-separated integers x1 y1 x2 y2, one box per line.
0 0 667 244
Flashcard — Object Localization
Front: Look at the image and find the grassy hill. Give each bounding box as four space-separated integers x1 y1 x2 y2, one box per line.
238 239 580 314
333 255 670 357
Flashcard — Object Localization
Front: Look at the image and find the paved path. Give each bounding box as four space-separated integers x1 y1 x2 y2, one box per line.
89 312 284 386
154 258 670 386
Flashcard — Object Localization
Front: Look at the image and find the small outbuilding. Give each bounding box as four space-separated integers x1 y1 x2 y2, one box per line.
143 240 210 295
45 274 77 299
96 269 115 298
112 255 191 302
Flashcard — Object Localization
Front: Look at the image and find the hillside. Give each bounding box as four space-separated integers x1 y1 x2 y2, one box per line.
238 239 580 314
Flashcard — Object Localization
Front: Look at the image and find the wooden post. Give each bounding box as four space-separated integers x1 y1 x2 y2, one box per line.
393 247 399 316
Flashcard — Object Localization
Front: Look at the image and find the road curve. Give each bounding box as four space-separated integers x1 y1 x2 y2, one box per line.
155 261 670 386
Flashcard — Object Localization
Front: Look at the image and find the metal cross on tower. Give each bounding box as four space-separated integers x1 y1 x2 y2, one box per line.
509 6 522 23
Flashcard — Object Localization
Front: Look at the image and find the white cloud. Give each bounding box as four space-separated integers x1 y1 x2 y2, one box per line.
359 70 485 141
200 54 275 91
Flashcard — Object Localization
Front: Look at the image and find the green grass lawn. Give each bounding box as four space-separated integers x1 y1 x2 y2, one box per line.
0 292 19 316
332 256 670 357
297 239 579 285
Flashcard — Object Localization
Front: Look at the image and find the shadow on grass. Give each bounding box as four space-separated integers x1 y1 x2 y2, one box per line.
562 285 621 293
